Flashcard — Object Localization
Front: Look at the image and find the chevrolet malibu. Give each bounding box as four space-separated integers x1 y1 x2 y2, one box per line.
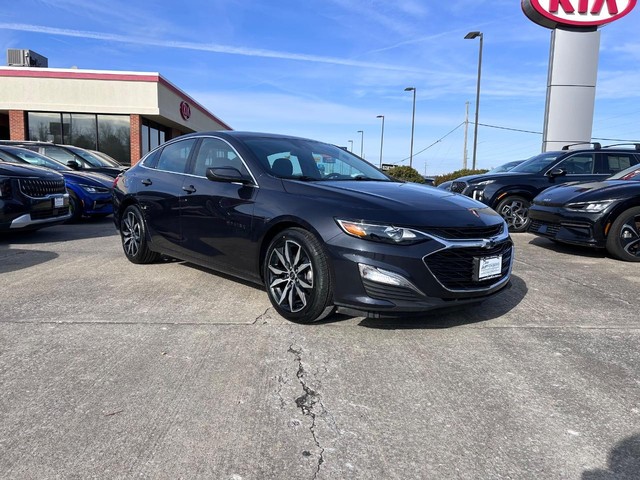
113 132 513 323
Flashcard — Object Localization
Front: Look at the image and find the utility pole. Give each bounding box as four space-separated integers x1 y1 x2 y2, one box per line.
463 101 469 170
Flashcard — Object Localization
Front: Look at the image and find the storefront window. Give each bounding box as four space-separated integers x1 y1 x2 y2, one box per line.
141 118 170 155
67 113 97 149
28 112 63 143
26 112 130 164
97 115 130 164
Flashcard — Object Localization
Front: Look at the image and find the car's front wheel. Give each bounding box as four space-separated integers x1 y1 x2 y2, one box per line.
264 228 334 323
120 205 160 264
606 206 640 262
496 196 531 232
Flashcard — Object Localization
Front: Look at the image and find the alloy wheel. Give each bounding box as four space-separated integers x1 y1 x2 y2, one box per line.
267 239 314 313
618 215 640 258
500 199 529 230
122 210 142 258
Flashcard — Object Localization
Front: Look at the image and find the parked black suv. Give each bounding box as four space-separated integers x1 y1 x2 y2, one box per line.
449 144 640 231
0 162 70 232
0 141 126 178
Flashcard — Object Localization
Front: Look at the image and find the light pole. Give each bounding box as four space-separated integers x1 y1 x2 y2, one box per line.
357 130 364 158
348 139 353 152
376 115 385 168
404 87 416 169
465 31 483 170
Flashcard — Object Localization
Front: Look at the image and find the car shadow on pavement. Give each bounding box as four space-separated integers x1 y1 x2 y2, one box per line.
0 216 117 245
528 236 608 259
582 433 640 479
0 248 59 274
329 274 528 330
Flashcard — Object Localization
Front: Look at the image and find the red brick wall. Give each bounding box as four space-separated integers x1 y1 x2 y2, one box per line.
130 114 141 165
9 110 26 140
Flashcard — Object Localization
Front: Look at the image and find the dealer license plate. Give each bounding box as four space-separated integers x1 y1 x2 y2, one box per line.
53 197 64 208
478 255 502 280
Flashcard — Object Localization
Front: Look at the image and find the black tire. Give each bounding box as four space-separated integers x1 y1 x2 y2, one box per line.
119 205 160 264
605 206 640 262
496 196 531 233
67 193 82 223
263 228 334 323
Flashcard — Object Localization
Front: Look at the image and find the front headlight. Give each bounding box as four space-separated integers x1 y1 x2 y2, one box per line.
79 184 111 194
473 179 495 187
564 200 614 213
336 219 429 245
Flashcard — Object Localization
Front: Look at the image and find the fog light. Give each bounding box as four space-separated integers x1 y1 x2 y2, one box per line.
358 264 424 295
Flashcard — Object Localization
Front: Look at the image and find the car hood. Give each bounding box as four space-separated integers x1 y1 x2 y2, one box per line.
0 162 63 180
283 180 504 227
62 171 113 187
535 180 640 205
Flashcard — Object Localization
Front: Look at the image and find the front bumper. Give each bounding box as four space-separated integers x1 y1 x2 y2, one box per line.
324 229 513 316
1 193 71 231
528 205 605 248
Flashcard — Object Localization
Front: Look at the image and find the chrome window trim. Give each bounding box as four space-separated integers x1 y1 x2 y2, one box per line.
139 135 259 187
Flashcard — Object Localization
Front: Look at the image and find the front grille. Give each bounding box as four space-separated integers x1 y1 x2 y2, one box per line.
423 224 504 240
529 219 560 237
362 278 423 302
424 241 513 291
450 181 467 193
30 207 69 220
19 178 66 198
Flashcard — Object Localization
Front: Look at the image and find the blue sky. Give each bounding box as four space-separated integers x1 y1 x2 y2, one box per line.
1 0 639 175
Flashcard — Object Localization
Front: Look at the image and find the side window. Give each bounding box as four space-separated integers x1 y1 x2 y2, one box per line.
557 154 594 174
191 138 248 177
156 139 196 174
604 154 634 174
43 146 78 164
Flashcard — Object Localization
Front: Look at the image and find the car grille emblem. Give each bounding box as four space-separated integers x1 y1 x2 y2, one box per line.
469 208 480 218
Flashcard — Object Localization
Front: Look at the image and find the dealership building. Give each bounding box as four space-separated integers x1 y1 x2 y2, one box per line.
0 56 231 165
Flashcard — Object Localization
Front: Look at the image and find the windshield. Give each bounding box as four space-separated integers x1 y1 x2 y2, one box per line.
242 137 392 181
509 152 562 173
609 164 640 181
488 160 523 174
3 146 71 171
90 150 122 167
65 146 119 167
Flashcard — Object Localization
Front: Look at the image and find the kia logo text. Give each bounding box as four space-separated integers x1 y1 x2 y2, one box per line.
522 0 636 28
180 101 191 121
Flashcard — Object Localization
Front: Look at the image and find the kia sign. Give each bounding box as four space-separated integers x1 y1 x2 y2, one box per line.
179 101 191 121
522 0 636 28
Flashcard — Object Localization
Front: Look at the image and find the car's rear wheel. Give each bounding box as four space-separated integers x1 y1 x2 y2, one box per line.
496 196 530 232
120 205 160 264
605 206 640 262
264 228 334 323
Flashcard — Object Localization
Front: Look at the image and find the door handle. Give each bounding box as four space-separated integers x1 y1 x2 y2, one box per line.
182 185 197 194
141 179 153 186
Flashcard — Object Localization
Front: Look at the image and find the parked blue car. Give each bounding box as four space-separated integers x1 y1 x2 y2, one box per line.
0 146 113 222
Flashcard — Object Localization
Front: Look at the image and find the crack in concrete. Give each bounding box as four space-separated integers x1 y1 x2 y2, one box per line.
288 345 325 480
252 307 273 325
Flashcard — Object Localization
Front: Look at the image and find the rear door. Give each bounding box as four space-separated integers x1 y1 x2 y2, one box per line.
135 138 197 254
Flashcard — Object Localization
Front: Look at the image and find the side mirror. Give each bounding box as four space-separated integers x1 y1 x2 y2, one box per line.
547 168 566 178
205 167 252 185
66 160 81 170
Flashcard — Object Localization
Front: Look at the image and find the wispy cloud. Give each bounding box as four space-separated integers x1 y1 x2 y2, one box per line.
0 22 440 74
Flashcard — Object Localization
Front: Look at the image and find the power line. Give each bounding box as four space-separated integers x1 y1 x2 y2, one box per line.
477 123 542 135
393 122 465 165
